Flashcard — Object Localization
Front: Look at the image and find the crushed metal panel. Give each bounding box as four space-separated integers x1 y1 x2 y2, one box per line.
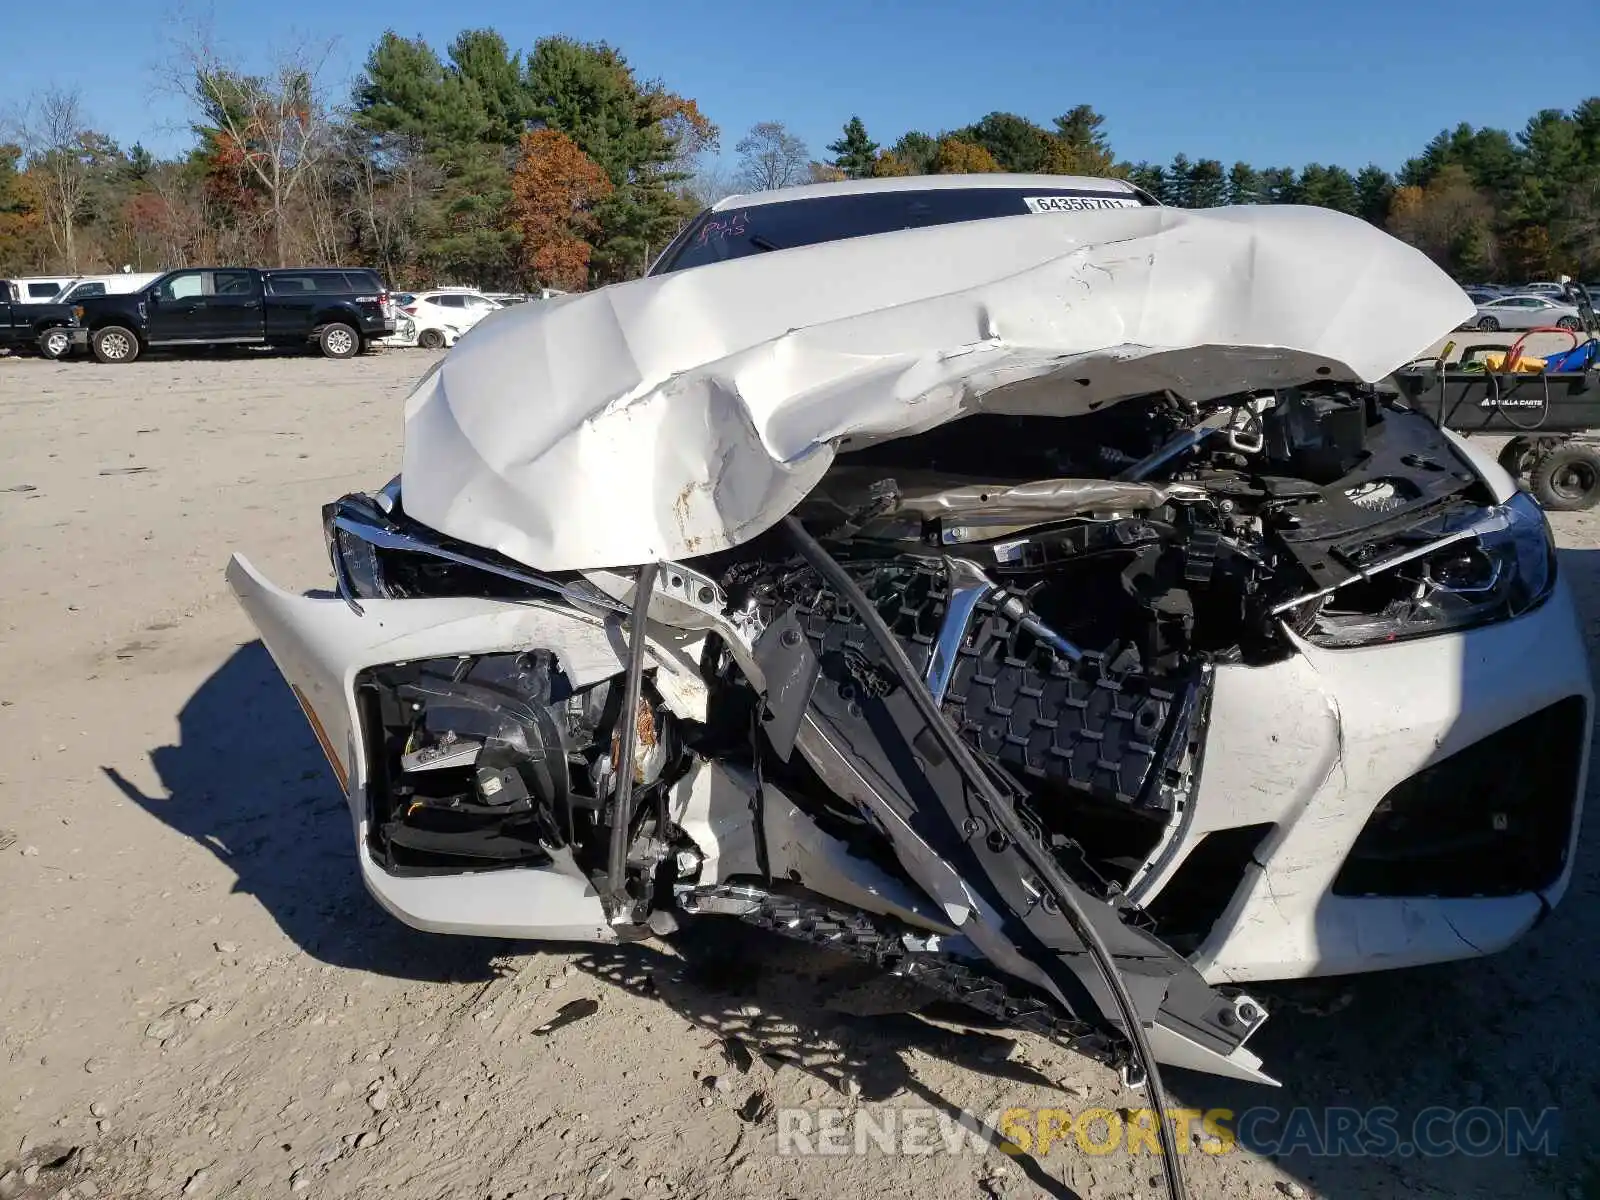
400 204 1472 572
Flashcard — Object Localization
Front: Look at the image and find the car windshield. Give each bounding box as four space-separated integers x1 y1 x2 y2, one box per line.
650 186 1149 276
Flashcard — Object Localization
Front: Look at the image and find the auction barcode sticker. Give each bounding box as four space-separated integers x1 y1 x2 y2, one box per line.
1023 195 1142 212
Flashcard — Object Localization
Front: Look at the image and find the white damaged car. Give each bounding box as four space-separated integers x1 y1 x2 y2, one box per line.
228 176 1592 1090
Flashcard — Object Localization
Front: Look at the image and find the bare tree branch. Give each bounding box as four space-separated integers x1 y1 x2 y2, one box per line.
734 122 810 193
168 15 336 265
7 86 92 270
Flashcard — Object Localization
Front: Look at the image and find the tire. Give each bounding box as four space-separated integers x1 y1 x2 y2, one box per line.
91 326 140 364
1558 316 1582 331
319 322 359 359
1476 315 1500 331
38 327 72 360
417 328 445 350
1530 442 1600 511
1497 437 1535 481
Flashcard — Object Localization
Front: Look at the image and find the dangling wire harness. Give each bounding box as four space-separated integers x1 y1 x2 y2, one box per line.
605 562 658 924
782 515 1190 1200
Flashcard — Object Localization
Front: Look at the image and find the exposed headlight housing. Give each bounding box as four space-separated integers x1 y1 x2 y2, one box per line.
322 490 625 616
1299 491 1556 648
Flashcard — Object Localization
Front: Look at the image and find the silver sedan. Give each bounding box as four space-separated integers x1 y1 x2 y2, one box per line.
1469 293 1585 331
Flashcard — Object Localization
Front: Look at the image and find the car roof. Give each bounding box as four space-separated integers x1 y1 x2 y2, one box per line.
1488 293 1574 306
708 173 1148 212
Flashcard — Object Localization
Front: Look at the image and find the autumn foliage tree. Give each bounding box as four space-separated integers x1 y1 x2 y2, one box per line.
509 129 611 291
0 142 47 273
180 31 332 267
934 137 1001 174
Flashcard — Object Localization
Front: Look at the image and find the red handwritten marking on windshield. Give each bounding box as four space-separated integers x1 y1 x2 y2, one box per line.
696 211 749 245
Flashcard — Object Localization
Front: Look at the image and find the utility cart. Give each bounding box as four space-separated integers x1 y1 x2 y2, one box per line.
1391 322 1600 510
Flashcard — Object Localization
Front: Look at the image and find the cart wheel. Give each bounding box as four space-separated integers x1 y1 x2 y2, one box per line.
1498 437 1536 481
1530 442 1600 511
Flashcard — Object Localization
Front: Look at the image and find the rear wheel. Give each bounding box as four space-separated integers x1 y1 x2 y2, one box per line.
38 327 72 360
417 328 445 350
1558 315 1582 331
91 326 140 364
1477 315 1500 331
1530 442 1600 511
319 322 359 359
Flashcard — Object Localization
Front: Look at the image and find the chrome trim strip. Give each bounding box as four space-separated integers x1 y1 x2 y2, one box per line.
926 565 993 707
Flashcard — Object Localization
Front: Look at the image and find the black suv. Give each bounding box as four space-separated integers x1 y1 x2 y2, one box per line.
70 267 396 363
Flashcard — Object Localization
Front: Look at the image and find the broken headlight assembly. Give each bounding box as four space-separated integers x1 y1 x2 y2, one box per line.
322 492 625 615
1296 491 1556 648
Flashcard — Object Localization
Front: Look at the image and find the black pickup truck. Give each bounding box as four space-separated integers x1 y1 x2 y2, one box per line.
70 266 397 363
0 280 78 359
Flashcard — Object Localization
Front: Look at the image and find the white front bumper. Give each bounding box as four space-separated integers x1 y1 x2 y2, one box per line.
227 552 1592 981
1168 579 1592 984
226 554 642 941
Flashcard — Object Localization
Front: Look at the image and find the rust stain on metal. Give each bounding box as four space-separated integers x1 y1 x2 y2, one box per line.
609 697 659 780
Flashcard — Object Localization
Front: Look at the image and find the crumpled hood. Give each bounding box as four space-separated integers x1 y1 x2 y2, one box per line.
401 203 1471 571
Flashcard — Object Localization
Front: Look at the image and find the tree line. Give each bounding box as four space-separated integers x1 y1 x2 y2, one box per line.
2 24 1597 290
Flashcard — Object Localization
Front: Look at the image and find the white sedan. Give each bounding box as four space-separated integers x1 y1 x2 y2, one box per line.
229 176 1590 1089
1469 293 1584 331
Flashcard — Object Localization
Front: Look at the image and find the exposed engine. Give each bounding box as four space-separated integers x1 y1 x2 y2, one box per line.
339 383 1501 895
326 381 1518 1085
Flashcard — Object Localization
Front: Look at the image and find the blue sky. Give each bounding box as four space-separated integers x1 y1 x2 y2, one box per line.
8 0 1598 174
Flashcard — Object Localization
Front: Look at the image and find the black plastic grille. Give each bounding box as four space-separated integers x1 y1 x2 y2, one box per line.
768 557 1193 812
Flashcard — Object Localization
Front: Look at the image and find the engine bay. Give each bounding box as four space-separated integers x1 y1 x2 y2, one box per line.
340 385 1507 880
326 382 1550 1080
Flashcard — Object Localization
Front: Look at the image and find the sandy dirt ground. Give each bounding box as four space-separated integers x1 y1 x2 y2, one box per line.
1 347 1597 1200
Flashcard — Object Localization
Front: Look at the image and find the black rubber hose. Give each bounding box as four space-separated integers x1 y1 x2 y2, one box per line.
782 515 1189 1200
605 561 658 921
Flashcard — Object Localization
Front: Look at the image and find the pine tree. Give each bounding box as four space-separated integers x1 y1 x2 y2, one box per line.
1187 159 1226 208
1166 153 1194 207
1355 165 1395 225
827 116 878 179
1225 161 1261 205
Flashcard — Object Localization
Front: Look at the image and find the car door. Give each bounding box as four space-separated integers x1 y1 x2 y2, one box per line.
429 293 468 326
1509 298 1548 329
0 281 16 343
200 269 263 339
460 294 499 327
145 270 208 342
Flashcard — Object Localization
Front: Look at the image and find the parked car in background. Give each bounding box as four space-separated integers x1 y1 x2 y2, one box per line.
0 279 78 359
389 288 502 349
52 272 164 303
11 276 76 300
1468 293 1584 331
1520 281 1566 296
70 267 396 363
1463 287 1499 306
